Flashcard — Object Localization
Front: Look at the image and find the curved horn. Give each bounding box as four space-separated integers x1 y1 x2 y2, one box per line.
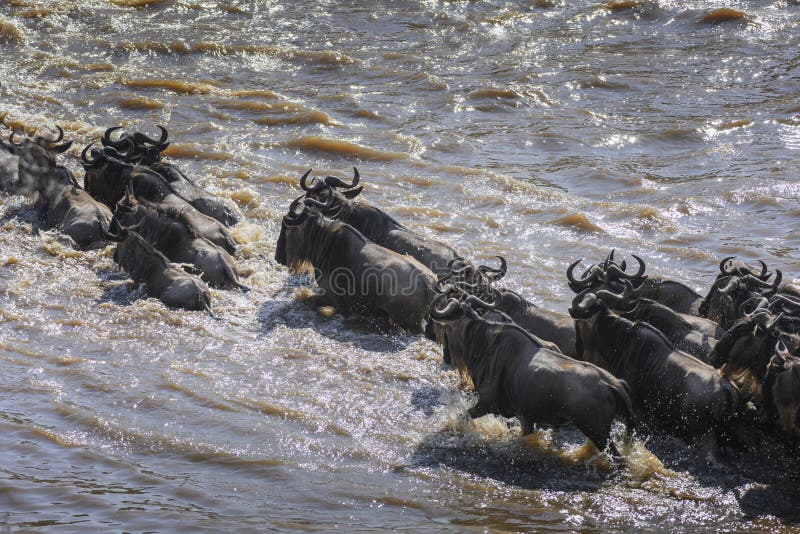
50 140 73 154
447 257 470 269
299 169 327 193
717 277 738 295
462 294 497 311
81 143 98 164
478 256 507 282
739 296 768 316
776 339 791 360
138 125 169 146
42 125 64 144
769 294 800 312
567 259 602 287
763 270 782 297
101 126 129 149
756 260 770 280
9 130 25 147
595 281 634 309
719 256 736 275
767 312 784 332
429 294 461 319
324 167 360 189
303 192 336 210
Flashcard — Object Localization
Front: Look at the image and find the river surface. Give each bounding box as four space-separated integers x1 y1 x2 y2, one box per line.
1 0 799 531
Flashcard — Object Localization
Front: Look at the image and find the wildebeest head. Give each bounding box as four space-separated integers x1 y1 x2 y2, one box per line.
81 142 137 209
428 292 499 375
301 167 362 201
1 127 75 194
717 256 773 281
568 285 634 368
274 193 335 270
101 125 170 165
763 341 800 439
566 251 646 295
700 270 782 328
709 309 784 388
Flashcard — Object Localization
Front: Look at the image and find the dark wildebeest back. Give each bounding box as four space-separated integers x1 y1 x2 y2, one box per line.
571 293 741 442
110 229 212 312
112 194 244 289
275 198 437 333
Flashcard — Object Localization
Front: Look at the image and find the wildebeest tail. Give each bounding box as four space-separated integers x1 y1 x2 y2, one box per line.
614 379 636 435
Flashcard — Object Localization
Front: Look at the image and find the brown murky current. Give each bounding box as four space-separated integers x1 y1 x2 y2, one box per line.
1 0 800 531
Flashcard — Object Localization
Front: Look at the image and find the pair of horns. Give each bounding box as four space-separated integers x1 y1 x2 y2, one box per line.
300 168 363 199
283 192 336 225
719 256 770 280
429 293 497 320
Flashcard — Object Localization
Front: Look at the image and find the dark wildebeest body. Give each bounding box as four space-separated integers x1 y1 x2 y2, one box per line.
109 229 212 312
485 288 577 358
147 161 239 227
82 149 237 254
0 148 18 192
99 125 239 227
275 198 437 333
763 345 800 440
571 295 740 441
112 194 244 289
300 169 460 278
432 297 635 454
5 130 111 249
566 254 706 316
600 292 723 364
707 310 785 404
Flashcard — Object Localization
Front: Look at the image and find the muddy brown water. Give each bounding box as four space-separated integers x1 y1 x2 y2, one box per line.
1 0 799 531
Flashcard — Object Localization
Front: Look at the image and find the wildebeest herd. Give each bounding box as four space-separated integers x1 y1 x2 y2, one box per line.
1 123 798 462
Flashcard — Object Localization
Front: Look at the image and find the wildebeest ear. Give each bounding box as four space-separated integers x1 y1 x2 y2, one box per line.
51 140 73 153
342 186 363 199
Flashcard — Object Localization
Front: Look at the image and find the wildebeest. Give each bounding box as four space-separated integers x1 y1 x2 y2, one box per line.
111 187 246 290
762 342 800 439
275 195 437 333
82 146 238 254
2 128 111 249
707 309 785 402
699 260 782 328
299 169 460 277
593 282 723 363
431 257 578 357
0 142 19 192
430 294 635 455
567 253 707 316
104 226 212 312
101 126 240 227
570 290 741 442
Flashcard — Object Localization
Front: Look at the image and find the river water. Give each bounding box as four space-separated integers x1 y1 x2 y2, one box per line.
0 0 799 531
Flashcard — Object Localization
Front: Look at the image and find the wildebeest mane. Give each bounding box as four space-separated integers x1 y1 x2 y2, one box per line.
136 196 200 240
327 200 407 244
589 310 685 374
290 212 369 274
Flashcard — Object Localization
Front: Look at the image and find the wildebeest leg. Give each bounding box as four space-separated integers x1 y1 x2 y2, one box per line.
575 414 617 457
467 395 494 419
519 416 535 436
